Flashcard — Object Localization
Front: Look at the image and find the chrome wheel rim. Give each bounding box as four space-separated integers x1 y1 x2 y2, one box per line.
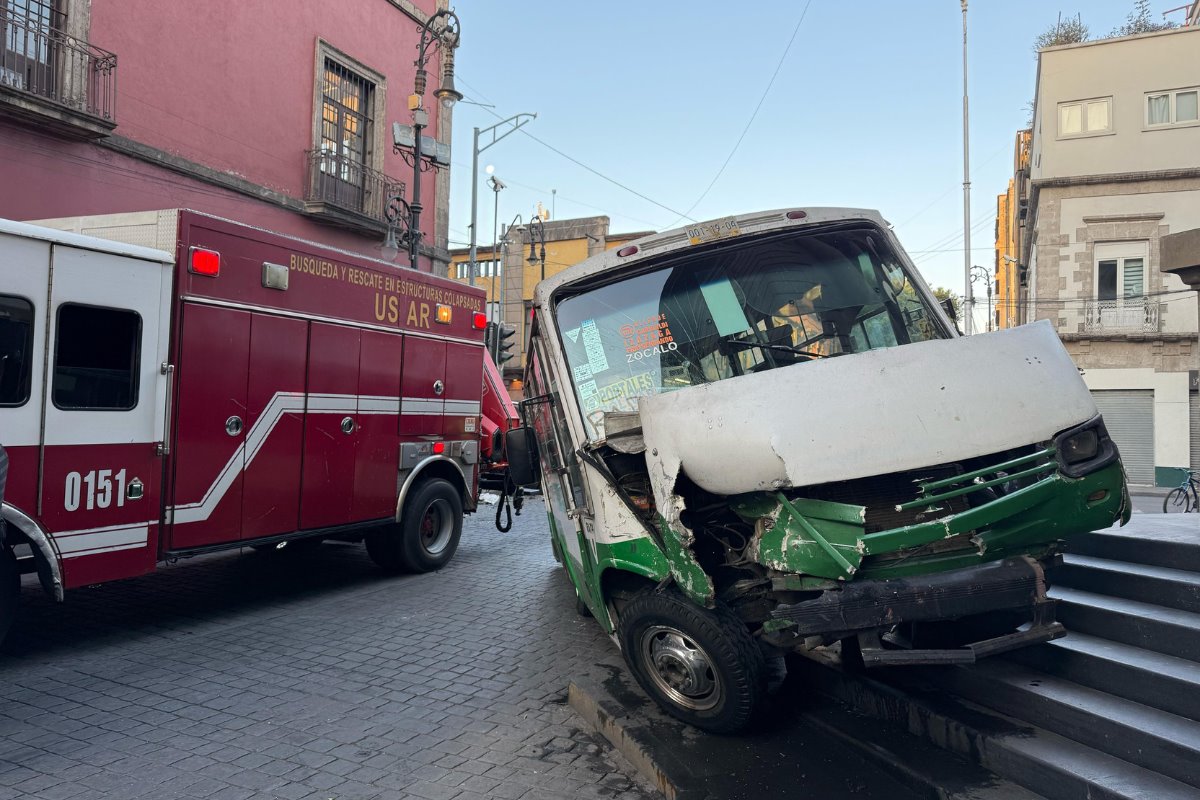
419 499 454 555
639 625 722 711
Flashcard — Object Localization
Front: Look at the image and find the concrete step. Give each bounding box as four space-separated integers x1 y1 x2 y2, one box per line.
1064 530 1200 574
1053 554 1200 615
794 653 1200 800
1050 585 1200 663
1007 630 1200 722
930 659 1200 788
799 702 1045 800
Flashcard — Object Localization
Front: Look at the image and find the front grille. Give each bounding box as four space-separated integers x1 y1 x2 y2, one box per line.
794 444 1053 534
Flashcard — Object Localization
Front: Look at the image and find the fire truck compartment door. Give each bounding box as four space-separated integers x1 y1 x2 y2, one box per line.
300 322 362 529
40 243 171 584
400 336 447 439
169 304 252 549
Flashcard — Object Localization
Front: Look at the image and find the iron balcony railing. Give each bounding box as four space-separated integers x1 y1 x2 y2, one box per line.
305 149 404 225
1082 297 1162 334
0 10 117 122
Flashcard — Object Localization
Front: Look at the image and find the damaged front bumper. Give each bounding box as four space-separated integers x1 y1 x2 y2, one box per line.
764 554 1064 666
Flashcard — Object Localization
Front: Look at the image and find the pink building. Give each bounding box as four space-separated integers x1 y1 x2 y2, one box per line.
0 0 459 273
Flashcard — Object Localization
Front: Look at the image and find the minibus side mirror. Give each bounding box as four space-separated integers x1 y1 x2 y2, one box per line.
941 296 958 322
505 427 540 487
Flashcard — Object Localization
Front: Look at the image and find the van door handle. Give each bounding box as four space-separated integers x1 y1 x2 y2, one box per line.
340 416 355 434
225 416 244 436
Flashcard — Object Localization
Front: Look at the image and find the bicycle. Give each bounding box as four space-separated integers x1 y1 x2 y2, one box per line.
1163 468 1200 513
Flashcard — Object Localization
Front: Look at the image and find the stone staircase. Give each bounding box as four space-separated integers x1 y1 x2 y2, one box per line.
795 515 1200 800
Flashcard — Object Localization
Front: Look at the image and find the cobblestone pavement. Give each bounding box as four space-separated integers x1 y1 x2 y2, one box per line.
0 498 660 800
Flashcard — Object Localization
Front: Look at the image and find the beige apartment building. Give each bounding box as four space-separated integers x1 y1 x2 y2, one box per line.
1023 25 1200 485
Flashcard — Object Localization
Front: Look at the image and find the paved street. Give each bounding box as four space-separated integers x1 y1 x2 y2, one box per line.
0 498 659 800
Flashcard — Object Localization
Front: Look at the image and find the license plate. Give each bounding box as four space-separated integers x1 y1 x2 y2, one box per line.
687 217 740 245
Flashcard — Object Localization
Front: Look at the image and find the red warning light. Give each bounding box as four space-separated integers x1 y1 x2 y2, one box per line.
472 312 488 330
189 247 220 276
617 245 639 257
431 441 446 455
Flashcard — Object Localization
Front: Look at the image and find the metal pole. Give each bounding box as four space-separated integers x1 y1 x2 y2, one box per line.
491 182 500 355
961 0 974 334
468 126 480 286
465 113 536 286
410 113 423 270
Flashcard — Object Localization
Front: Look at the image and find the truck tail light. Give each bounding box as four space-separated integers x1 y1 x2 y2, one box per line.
189 247 220 276
472 312 487 330
435 304 452 324
432 441 445 454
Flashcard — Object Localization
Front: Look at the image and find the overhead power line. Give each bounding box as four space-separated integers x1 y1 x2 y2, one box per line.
457 78 693 223
664 0 814 229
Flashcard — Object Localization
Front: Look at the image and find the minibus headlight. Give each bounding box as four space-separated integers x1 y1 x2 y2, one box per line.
1059 428 1100 464
1053 417 1119 478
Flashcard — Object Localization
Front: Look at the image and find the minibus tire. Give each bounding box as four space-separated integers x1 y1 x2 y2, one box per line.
0 545 18 644
398 479 463 573
617 589 765 734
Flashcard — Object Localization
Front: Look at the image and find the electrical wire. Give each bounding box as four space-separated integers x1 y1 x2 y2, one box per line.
457 78 694 224
663 0 814 229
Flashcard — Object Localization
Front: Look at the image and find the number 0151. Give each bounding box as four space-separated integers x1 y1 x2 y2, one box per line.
64 469 127 511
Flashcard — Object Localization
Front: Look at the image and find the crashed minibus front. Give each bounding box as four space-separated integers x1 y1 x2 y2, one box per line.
506 208 1129 733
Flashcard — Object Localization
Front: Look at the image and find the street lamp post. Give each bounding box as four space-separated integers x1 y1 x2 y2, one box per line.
497 214 523 363
961 0 975 333
404 9 461 271
971 264 992 332
488 175 506 320
526 216 547 282
468 113 536 286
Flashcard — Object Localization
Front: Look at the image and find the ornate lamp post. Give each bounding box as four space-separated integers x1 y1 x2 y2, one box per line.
970 264 992 332
526 216 547 282
398 9 461 270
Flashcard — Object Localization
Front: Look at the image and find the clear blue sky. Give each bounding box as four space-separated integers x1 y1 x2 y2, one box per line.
445 1 1182 297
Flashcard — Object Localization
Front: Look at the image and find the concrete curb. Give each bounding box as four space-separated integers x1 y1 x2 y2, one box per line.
567 679 710 800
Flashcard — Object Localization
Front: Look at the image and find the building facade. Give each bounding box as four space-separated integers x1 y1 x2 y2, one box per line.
994 129 1031 330
0 0 457 273
1022 25 1200 485
447 215 652 383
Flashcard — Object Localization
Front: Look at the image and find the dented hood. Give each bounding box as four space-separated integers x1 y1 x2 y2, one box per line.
639 321 1095 497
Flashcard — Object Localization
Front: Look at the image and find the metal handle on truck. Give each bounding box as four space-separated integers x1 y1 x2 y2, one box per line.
156 362 176 456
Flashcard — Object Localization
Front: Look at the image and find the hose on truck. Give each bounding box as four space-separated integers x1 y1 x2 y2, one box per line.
495 470 524 532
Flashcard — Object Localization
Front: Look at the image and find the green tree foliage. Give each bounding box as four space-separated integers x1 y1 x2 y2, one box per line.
1110 0 1177 36
932 287 963 320
1033 12 1089 53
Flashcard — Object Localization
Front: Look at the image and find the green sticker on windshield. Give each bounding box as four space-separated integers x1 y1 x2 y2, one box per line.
700 277 751 337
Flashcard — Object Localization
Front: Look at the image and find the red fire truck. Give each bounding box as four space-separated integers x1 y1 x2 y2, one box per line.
0 209 501 641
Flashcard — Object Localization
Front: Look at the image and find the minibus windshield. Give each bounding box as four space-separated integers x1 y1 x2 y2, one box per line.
554 226 950 440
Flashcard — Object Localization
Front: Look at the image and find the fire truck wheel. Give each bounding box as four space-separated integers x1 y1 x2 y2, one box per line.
617 589 766 734
368 479 463 574
399 479 463 573
0 546 17 644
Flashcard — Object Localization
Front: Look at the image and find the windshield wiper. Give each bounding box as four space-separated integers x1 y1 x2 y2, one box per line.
723 339 829 359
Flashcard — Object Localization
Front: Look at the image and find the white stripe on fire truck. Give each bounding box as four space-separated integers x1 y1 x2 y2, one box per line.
169 392 482 526
52 522 151 559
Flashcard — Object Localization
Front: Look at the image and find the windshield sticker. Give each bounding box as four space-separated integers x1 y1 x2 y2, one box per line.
565 327 580 343
573 363 594 383
621 313 674 354
596 373 656 406
578 379 600 412
580 319 610 373
700 277 752 337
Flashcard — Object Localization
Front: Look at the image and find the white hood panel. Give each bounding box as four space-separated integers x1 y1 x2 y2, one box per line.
639 321 1095 497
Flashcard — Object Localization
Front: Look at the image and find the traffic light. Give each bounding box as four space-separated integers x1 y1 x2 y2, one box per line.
484 321 497 355
496 323 517 365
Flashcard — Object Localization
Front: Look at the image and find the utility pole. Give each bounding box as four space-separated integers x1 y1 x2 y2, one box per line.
961 0 975 334
467 113 536 286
